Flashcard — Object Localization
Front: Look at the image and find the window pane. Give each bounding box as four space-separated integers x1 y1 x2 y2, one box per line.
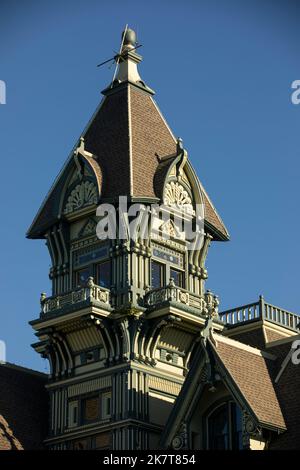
102 392 111 419
97 260 111 288
170 268 184 288
151 261 164 289
231 402 243 450
208 404 229 450
68 401 78 428
76 268 91 287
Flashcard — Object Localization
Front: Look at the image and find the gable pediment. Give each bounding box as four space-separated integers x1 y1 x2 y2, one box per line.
64 180 98 216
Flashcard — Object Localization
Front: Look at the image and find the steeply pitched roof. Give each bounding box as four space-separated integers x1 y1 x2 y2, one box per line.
211 335 286 430
160 332 286 448
0 363 48 450
27 44 229 241
267 340 300 449
84 84 177 200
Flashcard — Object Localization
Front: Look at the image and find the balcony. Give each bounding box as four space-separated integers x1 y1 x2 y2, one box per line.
144 280 219 318
219 295 300 332
40 277 111 317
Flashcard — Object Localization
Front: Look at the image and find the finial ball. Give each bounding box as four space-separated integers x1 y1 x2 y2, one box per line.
122 28 137 47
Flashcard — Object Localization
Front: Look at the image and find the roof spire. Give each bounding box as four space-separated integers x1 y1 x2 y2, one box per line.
114 27 143 84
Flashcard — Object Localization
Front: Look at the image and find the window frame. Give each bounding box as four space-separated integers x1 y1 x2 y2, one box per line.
68 400 79 429
67 390 112 429
81 394 101 425
95 259 112 289
151 260 166 289
204 399 243 450
71 242 111 289
101 391 112 420
151 250 185 290
170 267 184 288
75 266 92 287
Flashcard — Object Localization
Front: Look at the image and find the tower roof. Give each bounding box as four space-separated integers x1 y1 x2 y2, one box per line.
27 29 229 241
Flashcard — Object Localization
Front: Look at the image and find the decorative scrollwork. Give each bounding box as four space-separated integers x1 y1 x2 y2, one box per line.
64 181 98 215
172 422 188 450
164 181 194 214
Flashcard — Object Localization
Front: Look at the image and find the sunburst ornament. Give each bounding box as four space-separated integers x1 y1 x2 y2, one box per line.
64 181 98 214
164 181 194 214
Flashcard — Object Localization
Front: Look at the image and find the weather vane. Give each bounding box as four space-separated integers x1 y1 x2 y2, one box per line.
97 25 142 86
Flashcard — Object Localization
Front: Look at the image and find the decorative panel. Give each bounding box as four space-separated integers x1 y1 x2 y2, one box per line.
164 181 194 214
159 328 193 354
66 326 103 353
68 376 111 398
148 376 182 395
152 243 184 268
73 244 109 268
64 181 98 215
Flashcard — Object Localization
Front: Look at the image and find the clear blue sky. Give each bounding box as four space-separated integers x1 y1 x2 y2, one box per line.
0 0 300 371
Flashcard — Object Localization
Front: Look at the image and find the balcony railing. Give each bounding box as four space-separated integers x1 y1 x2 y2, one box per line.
144 285 204 309
40 278 110 316
144 280 219 318
218 295 300 332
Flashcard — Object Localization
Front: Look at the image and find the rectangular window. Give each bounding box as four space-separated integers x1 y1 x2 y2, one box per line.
68 401 78 428
82 396 100 424
151 261 165 289
102 392 111 419
170 268 184 288
76 267 91 287
96 260 111 288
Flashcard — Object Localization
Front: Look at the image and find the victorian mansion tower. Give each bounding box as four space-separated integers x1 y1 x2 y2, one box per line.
27 28 229 450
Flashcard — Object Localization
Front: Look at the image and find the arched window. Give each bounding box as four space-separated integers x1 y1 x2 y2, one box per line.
206 401 243 450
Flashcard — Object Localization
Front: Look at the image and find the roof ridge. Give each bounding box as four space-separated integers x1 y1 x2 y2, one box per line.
128 85 133 197
150 96 177 144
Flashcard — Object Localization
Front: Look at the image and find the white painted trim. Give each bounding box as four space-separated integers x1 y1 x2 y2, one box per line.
264 322 297 338
31 306 111 330
266 333 300 349
149 391 175 403
27 96 107 236
223 320 264 336
128 85 133 196
46 361 185 390
214 333 276 360
199 180 229 238
150 97 177 143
